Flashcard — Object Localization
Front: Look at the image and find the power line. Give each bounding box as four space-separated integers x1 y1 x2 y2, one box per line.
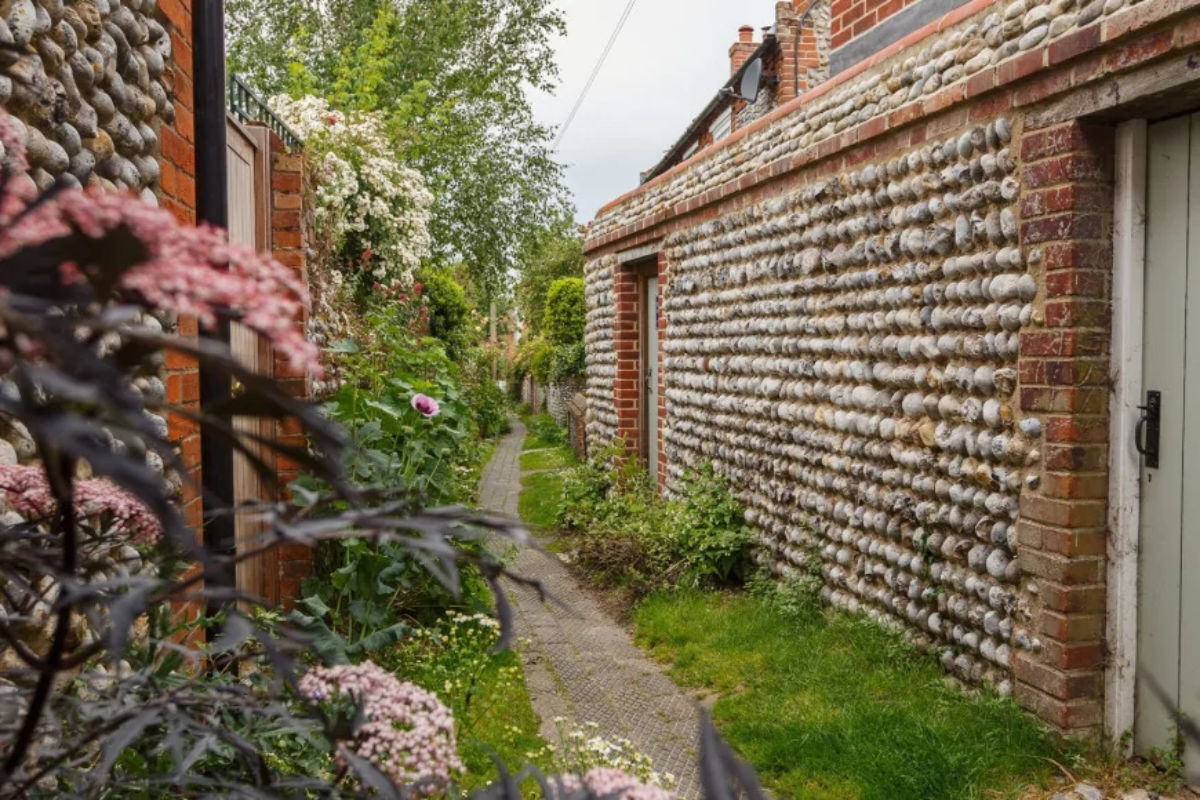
553 0 639 151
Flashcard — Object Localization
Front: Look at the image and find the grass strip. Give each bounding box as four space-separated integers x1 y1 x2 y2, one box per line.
634 589 1062 800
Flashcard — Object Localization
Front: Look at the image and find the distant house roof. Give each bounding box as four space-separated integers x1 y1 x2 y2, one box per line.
640 34 780 185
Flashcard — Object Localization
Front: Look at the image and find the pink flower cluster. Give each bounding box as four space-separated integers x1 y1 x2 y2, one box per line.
0 464 161 544
556 768 674 800
299 662 463 794
0 110 321 376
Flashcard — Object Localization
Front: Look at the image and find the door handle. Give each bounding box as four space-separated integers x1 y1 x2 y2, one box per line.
1136 390 1161 469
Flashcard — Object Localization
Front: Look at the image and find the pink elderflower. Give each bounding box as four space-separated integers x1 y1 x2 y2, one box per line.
0 465 162 544
0 110 321 376
556 768 674 800
299 662 462 794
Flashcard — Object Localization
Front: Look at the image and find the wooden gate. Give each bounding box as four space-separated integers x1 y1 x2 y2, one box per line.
226 115 278 605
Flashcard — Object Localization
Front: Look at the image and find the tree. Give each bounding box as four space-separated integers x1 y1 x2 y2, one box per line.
516 220 585 336
544 278 585 347
226 0 570 296
416 267 473 360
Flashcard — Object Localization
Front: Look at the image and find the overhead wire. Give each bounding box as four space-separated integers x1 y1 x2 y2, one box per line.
553 0 639 150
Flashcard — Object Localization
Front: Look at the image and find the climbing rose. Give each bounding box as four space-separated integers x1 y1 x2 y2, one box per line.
299 662 462 794
411 394 440 418
0 465 162 544
0 109 321 376
555 768 674 800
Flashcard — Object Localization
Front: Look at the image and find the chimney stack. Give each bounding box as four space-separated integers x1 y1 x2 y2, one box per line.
730 25 757 75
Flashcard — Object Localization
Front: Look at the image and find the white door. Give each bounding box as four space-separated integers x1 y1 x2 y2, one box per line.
645 275 660 475
1137 112 1200 773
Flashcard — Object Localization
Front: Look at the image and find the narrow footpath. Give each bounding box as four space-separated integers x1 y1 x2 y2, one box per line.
478 419 701 797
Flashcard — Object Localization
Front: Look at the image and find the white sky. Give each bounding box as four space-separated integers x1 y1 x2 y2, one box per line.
530 0 779 224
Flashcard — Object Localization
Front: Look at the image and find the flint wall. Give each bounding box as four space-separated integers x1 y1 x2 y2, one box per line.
583 0 1200 730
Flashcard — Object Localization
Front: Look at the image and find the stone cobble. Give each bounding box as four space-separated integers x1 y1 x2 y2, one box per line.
479 420 701 798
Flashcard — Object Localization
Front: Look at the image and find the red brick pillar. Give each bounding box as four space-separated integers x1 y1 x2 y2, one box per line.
614 267 641 453
156 0 205 642
268 135 313 609
1014 119 1114 731
655 253 669 490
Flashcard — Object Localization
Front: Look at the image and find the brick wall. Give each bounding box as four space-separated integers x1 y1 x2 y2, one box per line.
158 0 203 542
656 253 669 489
583 0 1200 733
156 0 204 640
832 0 920 49
266 133 312 608
613 266 642 449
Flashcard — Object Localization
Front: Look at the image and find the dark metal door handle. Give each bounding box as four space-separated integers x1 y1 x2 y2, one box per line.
1136 390 1161 469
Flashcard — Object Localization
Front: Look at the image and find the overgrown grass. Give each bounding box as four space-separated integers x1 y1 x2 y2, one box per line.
521 413 566 451
520 446 577 472
462 439 498 506
634 589 1063 800
455 649 553 794
518 470 565 531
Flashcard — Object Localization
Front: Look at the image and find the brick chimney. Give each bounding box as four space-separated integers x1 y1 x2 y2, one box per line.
729 25 757 75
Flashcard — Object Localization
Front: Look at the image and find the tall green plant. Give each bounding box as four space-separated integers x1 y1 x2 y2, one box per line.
544 278 585 346
516 221 584 336
417 267 473 361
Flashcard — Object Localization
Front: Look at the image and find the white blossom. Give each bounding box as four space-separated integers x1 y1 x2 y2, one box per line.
270 94 433 285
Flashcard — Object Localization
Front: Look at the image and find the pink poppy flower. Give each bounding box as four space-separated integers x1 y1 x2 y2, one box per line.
412 394 440 418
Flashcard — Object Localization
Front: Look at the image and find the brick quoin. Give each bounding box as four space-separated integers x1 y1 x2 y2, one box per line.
154 0 205 642
1010 115 1114 732
265 131 313 609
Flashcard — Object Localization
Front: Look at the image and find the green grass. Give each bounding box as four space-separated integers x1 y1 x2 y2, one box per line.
520 446 577 472
634 589 1063 800
518 470 565 531
455 649 553 794
521 413 567 451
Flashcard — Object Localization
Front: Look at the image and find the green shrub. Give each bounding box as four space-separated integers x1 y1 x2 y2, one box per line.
528 337 554 385
463 345 511 439
549 341 585 382
527 412 567 448
417 267 473 360
296 295 498 644
556 445 754 594
544 277 585 346
665 464 755 587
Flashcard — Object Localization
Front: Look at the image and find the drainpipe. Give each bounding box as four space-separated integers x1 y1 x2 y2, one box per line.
193 0 236 601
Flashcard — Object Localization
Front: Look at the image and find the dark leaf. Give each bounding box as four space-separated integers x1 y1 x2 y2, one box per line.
340 747 403 799
97 709 160 777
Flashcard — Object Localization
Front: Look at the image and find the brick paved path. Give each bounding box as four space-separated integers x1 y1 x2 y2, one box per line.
479 420 701 797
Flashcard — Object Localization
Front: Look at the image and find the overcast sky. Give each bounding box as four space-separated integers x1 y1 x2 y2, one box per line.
529 0 779 224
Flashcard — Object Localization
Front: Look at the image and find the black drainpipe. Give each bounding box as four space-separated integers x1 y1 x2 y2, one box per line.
193 0 237 604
